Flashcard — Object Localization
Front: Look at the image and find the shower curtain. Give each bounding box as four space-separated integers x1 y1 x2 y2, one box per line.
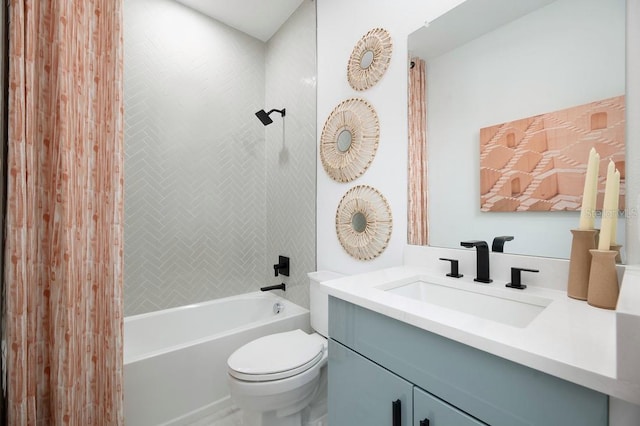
4 0 124 423
408 57 428 245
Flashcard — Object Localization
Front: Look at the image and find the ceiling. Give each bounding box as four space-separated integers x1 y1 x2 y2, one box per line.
174 0 304 42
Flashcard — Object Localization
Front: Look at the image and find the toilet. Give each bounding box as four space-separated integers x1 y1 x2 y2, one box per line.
227 271 342 426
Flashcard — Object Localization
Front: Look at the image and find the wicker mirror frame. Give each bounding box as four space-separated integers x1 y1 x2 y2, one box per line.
335 185 393 260
347 28 393 91
320 98 379 182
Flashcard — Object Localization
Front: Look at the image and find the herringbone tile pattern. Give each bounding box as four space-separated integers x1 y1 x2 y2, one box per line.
265 0 317 309
124 0 316 315
124 0 267 315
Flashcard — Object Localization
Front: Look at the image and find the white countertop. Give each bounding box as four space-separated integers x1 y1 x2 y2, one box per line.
321 250 640 405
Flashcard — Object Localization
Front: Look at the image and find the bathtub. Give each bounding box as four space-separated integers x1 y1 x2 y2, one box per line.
124 292 310 426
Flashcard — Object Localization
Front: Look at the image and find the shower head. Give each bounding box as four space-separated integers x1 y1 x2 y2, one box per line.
255 108 286 126
256 109 273 125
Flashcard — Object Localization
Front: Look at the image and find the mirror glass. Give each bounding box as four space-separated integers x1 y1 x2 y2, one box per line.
408 0 626 259
360 50 375 69
337 129 353 152
352 212 367 233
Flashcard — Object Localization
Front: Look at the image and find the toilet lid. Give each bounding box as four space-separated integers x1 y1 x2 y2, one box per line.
228 330 324 381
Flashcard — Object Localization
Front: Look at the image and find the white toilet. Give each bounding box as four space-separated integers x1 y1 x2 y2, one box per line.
227 271 342 426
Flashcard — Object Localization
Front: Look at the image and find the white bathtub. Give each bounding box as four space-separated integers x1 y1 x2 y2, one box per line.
124 292 310 426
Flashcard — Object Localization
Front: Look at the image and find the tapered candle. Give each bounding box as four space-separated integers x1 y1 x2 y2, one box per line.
610 170 620 245
598 161 618 250
579 148 599 230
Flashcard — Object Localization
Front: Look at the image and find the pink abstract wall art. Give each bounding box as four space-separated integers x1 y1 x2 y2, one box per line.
480 95 625 212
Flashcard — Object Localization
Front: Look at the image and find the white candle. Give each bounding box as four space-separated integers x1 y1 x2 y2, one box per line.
579 148 599 230
598 161 618 250
610 170 620 245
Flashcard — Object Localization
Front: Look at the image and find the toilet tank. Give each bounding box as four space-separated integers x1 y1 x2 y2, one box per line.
308 271 344 337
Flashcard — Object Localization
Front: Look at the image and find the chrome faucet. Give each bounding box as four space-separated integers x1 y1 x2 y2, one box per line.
460 240 492 283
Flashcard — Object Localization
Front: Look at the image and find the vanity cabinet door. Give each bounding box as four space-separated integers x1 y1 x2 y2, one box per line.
329 339 413 426
414 386 486 426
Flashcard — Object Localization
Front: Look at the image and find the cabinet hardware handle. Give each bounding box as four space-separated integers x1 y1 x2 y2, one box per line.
420 419 430 426
392 399 401 426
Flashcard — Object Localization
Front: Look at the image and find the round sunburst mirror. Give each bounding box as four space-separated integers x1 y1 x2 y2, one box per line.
347 28 393 91
335 185 393 260
320 98 379 182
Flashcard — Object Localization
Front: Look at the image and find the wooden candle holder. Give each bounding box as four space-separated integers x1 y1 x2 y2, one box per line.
567 229 598 300
610 243 623 264
587 249 619 310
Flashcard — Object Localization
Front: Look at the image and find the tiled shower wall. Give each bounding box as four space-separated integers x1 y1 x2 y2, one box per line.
124 0 316 315
265 1 317 310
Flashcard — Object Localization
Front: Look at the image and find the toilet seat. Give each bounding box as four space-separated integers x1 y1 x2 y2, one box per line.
228 330 325 382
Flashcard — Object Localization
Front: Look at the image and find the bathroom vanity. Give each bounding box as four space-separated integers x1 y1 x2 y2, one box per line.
323 246 640 425
329 298 606 425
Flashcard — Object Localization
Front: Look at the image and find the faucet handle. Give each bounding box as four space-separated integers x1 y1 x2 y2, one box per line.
439 258 463 278
273 255 290 277
506 267 539 290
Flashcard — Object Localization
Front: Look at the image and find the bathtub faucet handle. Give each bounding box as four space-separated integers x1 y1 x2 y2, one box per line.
273 255 290 277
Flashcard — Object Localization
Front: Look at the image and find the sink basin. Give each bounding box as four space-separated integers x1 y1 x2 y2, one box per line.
382 278 552 328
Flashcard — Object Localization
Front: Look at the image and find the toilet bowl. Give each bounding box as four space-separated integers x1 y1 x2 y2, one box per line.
226 271 342 426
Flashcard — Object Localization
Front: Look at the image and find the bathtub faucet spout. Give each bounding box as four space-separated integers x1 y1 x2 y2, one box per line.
261 283 286 292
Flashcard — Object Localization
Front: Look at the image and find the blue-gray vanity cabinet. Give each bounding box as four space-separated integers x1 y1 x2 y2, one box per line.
413 386 485 426
328 339 413 425
329 339 485 426
328 296 608 426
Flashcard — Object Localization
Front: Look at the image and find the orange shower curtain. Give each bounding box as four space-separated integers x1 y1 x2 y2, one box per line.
408 57 428 245
4 0 124 423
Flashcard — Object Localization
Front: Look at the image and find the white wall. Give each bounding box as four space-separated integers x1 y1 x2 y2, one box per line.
627 0 640 265
317 0 640 273
316 0 464 274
